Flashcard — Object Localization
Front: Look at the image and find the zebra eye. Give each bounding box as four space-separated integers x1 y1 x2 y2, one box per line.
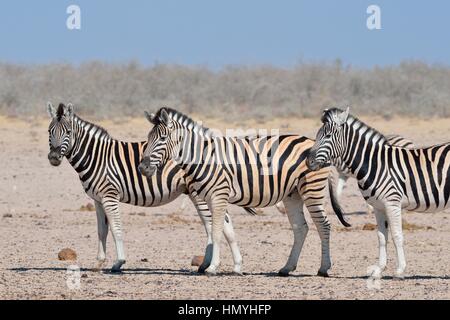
160 135 168 142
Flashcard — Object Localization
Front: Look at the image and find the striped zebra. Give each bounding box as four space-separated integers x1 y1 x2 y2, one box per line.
138 107 349 276
47 102 252 273
329 134 414 217
307 107 449 278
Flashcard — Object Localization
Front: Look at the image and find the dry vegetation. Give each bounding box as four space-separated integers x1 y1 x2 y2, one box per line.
1 60 450 120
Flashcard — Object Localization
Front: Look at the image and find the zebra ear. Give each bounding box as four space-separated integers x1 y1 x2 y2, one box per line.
337 107 349 126
159 108 173 128
321 108 329 123
144 111 157 124
47 102 56 119
66 103 74 120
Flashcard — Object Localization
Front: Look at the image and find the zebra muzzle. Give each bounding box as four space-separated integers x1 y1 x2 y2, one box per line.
48 152 63 166
138 158 157 177
306 153 322 171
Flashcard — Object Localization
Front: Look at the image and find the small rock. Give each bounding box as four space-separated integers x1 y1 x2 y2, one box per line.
191 255 204 267
81 274 88 278
137 212 146 216
141 258 148 262
3 213 13 218
58 248 77 261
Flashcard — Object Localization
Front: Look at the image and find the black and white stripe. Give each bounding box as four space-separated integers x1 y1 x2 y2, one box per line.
329 134 415 211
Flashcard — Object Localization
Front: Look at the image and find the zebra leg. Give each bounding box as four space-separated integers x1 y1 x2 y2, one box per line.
335 173 347 200
189 193 242 274
304 198 332 277
369 207 389 279
189 194 213 273
102 196 126 273
278 194 308 277
386 204 406 278
222 213 243 275
204 197 228 276
94 200 108 268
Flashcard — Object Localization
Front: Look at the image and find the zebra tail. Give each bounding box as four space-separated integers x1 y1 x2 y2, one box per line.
244 207 258 216
328 175 351 227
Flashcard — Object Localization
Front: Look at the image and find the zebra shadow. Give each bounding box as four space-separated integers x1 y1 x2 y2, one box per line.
8 267 241 277
324 274 450 280
9 268 449 280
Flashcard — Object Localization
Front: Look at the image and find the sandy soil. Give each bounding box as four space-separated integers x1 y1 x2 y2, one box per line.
0 115 449 300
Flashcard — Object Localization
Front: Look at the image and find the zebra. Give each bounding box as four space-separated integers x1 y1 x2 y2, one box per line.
306 107 449 279
47 102 254 273
138 107 350 276
329 134 414 217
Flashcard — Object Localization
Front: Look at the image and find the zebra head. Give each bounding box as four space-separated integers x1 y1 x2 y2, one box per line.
307 107 350 171
139 108 179 177
47 102 75 166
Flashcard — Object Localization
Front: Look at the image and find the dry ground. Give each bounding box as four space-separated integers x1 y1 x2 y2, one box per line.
0 115 449 300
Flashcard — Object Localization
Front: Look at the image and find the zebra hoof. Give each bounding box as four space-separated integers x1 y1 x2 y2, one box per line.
110 259 126 273
317 270 329 277
197 266 207 274
205 267 217 276
232 271 244 276
277 269 291 277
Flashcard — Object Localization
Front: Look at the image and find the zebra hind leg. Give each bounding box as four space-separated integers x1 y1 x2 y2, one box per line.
278 194 308 277
304 199 332 277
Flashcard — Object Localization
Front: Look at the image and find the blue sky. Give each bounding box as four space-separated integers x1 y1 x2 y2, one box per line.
0 0 448 68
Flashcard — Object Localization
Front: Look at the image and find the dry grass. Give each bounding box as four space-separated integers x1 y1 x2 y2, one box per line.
1 61 450 120
361 220 434 232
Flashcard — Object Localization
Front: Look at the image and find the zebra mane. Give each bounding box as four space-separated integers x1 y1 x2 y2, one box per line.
73 114 111 138
323 108 388 144
156 107 212 137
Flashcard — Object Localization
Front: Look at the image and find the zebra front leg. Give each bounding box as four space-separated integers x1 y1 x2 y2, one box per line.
386 204 406 278
204 197 228 276
335 172 347 200
189 194 213 273
223 213 243 275
94 201 108 268
305 201 332 277
278 195 308 277
196 213 242 274
102 196 126 273
369 208 389 279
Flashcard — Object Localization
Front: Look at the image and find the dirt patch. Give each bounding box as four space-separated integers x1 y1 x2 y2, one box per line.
362 223 377 231
403 220 435 231
79 203 95 212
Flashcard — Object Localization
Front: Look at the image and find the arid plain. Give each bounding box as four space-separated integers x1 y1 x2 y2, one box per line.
0 115 449 299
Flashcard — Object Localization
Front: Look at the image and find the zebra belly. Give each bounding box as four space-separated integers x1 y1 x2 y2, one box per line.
228 177 297 208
